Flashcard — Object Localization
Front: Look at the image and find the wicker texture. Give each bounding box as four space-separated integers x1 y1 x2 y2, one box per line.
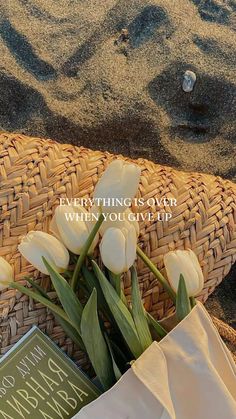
211 316 236 363
212 316 236 346
0 132 235 361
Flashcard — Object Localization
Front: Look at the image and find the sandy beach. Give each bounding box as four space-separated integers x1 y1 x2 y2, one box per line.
0 1 235 176
0 1 235 334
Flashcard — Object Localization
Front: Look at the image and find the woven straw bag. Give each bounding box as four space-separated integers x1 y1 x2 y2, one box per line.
0 132 235 366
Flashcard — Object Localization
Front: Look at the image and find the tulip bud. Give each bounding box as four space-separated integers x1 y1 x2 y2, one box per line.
18 231 69 275
93 160 141 213
0 257 14 291
100 224 137 274
50 205 99 255
90 207 139 237
164 249 204 296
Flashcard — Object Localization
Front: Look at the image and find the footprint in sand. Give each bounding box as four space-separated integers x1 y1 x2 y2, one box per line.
192 0 236 28
0 73 46 130
193 35 236 67
148 61 236 144
62 3 173 77
127 5 172 48
0 19 57 81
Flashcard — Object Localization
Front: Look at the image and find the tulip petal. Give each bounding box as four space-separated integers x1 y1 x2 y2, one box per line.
18 231 69 274
54 205 98 255
0 257 13 290
49 214 61 240
164 252 180 292
120 164 141 200
188 250 204 294
97 208 139 237
93 160 141 214
55 206 89 254
100 228 126 274
19 238 51 275
35 231 70 273
164 249 204 297
93 160 124 199
123 225 137 272
125 208 140 237
175 251 202 296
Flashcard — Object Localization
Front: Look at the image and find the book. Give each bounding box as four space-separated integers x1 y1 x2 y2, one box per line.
0 326 101 419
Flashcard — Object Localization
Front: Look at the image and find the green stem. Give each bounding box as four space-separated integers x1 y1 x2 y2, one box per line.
109 272 121 296
71 213 104 291
190 296 197 308
136 246 176 302
11 282 74 326
109 270 128 307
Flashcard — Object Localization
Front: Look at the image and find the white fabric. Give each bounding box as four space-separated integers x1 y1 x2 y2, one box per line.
73 303 236 419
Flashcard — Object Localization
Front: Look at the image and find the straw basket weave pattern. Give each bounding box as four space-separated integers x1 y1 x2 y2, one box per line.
0 132 235 363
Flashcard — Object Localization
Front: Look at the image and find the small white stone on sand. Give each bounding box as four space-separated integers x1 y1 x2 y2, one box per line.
182 70 196 92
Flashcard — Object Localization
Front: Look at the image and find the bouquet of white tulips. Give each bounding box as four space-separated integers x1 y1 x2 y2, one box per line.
1 160 204 392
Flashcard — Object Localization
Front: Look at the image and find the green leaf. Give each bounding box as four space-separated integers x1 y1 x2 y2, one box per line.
104 334 122 381
91 260 143 359
136 246 176 302
24 277 49 298
63 270 73 280
131 266 153 351
146 312 167 339
43 257 83 331
54 315 85 350
176 274 191 322
109 339 129 371
24 278 85 350
71 213 104 291
81 289 115 391
190 296 197 308
82 265 107 309
82 265 122 337
10 282 74 327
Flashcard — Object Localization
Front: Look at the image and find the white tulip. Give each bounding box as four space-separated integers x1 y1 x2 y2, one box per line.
164 249 204 296
50 205 99 255
90 206 139 237
18 231 69 275
93 160 141 213
0 257 14 290
100 224 137 274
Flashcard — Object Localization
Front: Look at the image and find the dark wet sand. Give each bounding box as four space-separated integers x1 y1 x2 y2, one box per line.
0 1 235 343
